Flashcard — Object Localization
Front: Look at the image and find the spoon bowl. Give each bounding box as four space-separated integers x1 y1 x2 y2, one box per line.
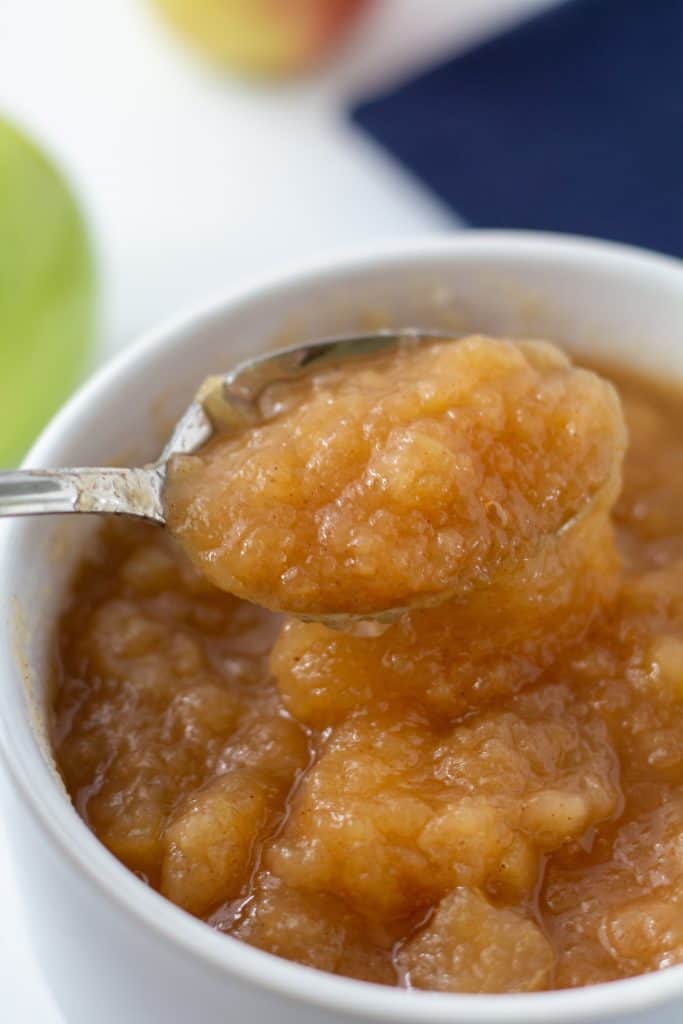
0 326 616 628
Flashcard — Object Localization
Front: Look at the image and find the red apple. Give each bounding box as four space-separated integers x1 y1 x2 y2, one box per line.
153 0 372 76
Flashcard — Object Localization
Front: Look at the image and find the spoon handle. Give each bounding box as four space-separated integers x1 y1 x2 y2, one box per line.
0 467 165 522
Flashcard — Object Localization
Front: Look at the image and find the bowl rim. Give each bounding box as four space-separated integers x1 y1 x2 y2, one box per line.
2 229 683 1023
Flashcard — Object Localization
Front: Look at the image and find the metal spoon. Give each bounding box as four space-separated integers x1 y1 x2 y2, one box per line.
0 327 449 523
0 327 609 629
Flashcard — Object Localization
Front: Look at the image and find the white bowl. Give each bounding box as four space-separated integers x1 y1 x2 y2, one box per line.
2 232 683 1024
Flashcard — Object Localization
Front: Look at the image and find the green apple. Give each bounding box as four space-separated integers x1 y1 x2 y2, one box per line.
0 118 95 466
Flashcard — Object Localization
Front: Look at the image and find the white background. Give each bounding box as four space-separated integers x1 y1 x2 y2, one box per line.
0 1 551 1019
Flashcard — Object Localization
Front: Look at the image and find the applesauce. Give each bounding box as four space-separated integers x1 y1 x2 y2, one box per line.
164 336 624 616
53 336 683 994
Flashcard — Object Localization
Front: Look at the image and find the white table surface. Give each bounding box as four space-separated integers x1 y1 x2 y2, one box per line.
0 1 551 1019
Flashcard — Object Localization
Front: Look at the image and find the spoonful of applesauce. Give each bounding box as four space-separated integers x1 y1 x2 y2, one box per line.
0 330 626 626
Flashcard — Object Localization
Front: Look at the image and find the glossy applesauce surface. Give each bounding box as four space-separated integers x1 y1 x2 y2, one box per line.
53 337 683 993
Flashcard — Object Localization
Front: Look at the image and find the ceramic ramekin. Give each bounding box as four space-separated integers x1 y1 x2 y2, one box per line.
1 233 683 1024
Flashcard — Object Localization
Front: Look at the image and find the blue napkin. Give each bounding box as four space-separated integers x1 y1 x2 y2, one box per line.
352 0 683 258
